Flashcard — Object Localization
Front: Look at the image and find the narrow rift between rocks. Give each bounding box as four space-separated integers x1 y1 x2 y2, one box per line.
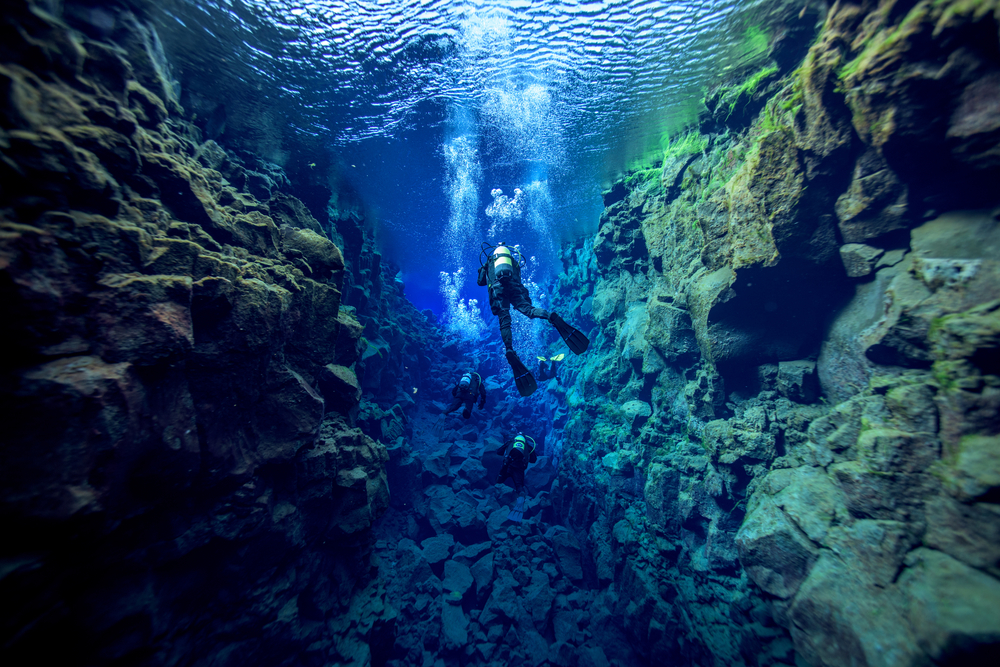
2 1 1000 667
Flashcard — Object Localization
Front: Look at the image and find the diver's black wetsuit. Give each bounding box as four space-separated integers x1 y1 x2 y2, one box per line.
495 438 538 493
477 252 549 352
443 373 486 418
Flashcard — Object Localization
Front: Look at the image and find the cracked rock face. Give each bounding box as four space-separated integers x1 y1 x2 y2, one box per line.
1 3 395 664
541 1 1000 666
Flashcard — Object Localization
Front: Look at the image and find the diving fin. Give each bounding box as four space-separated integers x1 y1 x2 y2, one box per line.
506 350 538 397
507 495 526 523
549 313 590 355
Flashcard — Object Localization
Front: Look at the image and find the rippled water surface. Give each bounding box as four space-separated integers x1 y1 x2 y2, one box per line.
150 0 807 314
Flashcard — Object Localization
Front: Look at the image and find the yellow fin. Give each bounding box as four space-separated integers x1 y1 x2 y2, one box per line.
537 356 546 361
550 353 565 362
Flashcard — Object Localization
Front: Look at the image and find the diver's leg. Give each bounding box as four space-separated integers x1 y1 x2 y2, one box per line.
496 307 514 351
443 396 463 415
512 466 525 494
490 290 515 351
511 283 550 320
462 396 474 418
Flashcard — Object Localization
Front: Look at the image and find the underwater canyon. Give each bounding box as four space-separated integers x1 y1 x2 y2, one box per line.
2 1 1000 666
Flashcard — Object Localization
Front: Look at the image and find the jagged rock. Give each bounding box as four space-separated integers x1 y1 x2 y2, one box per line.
553 609 581 644
456 456 489 489
280 225 345 282
521 629 550 667
900 548 1000 663
442 560 473 598
421 534 454 565
578 645 612 667
938 434 1000 503
855 427 939 474
523 570 555 627
764 466 849 543
486 506 509 540
453 541 491 565
384 438 420 509
470 551 495 604
923 495 1000 577
789 552 921 667
395 539 434 591
601 450 638 476
736 495 818 599
318 364 362 413
549 641 576 666
422 442 452 481
478 570 524 627
835 149 909 244
545 526 584 581
704 412 776 464
643 462 682 537
91 273 194 363
622 400 652 430
884 381 939 434
823 519 918 588
440 603 468 649
839 243 885 277
837 0 1000 205
524 455 558 492
817 263 905 402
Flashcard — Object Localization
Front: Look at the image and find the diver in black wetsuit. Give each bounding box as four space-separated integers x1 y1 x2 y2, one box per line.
495 434 537 494
443 371 486 419
477 241 589 397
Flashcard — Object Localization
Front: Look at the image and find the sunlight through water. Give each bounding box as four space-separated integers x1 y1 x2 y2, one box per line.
150 0 805 324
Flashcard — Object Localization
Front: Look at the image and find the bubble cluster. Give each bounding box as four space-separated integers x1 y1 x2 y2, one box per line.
438 267 487 340
485 187 525 239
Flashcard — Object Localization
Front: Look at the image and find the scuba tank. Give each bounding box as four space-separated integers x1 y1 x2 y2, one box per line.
480 241 526 284
508 434 536 462
492 244 514 282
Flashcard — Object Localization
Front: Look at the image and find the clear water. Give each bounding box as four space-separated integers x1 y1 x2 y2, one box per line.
150 0 803 323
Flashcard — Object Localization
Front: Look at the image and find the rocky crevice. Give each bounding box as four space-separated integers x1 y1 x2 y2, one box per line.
3 1 1000 666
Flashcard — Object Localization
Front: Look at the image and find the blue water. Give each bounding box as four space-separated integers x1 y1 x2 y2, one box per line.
150 0 785 326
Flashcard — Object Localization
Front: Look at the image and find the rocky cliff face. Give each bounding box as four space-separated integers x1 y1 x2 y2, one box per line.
0 2 401 664
546 1 1000 665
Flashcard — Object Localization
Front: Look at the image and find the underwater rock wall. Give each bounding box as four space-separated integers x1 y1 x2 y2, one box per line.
0 2 398 664
548 1 1000 665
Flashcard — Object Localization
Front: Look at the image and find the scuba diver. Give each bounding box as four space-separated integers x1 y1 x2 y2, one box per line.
537 353 564 381
495 434 538 522
477 242 589 397
443 371 486 419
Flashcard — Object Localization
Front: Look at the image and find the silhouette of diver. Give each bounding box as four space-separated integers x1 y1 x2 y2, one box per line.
443 371 486 419
477 241 588 397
